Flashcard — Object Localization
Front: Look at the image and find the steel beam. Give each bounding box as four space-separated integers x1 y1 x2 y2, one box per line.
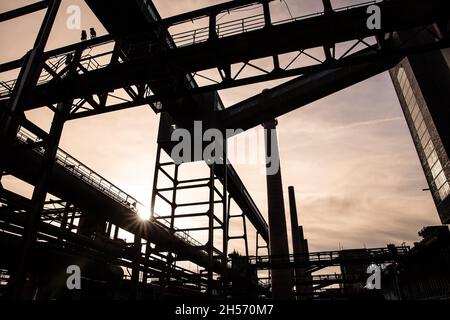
220 48 402 132
11 0 449 109
0 1 48 23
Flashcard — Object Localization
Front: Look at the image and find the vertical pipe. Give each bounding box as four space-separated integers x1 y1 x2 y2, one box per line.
263 119 293 299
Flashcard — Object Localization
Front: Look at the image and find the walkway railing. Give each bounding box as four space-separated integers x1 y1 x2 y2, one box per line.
249 245 410 266
0 0 382 99
15 128 201 247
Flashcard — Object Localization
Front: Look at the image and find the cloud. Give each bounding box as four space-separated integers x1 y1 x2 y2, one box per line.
326 116 404 132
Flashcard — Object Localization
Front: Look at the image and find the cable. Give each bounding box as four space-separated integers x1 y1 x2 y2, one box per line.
282 0 294 20
216 12 228 23
232 4 262 13
216 4 263 23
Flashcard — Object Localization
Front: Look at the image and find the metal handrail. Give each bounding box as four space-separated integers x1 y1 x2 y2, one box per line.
0 0 384 98
152 214 203 247
16 129 139 210
15 128 203 248
249 246 410 264
167 0 380 48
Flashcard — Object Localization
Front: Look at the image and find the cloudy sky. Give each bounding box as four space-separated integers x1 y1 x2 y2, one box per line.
0 0 441 255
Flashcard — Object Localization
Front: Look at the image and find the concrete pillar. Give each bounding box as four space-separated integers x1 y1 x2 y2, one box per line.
263 119 293 299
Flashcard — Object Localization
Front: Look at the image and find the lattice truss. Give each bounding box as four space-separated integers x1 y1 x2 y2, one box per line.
0 0 447 124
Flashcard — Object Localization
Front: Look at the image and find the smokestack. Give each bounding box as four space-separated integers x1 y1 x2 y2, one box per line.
288 186 313 299
263 119 293 299
288 186 302 299
288 186 302 258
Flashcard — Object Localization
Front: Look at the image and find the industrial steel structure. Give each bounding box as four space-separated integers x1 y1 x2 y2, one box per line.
0 0 449 300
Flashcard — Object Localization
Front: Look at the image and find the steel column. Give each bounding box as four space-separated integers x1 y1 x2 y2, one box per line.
10 42 81 300
0 1 48 23
207 165 215 296
0 0 61 174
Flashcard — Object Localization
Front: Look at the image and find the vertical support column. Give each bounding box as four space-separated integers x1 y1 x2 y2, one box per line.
261 0 280 70
106 221 112 238
142 242 151 285
322 0 333 13
12 101 68 298
68 209 76 232
209 12 218 40
0 0 61 158
11 49 81 299
132 234 142 298
322 0 334 61
221 139 229 294
207 164 215 296
255 232 270 289
4 1 61 296
170 165 179 232
58 202 70 242
113 225 119 240
262 0 272 27
263 119 293 300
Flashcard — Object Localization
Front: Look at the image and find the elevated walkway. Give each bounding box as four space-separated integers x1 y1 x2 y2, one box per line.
4 128 223 271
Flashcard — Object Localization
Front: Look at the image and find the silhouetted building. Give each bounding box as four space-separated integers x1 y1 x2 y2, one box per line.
382 226 450 300
390 27 450 224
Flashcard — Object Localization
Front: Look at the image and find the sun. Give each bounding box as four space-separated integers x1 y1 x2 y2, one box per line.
136 204 150 221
